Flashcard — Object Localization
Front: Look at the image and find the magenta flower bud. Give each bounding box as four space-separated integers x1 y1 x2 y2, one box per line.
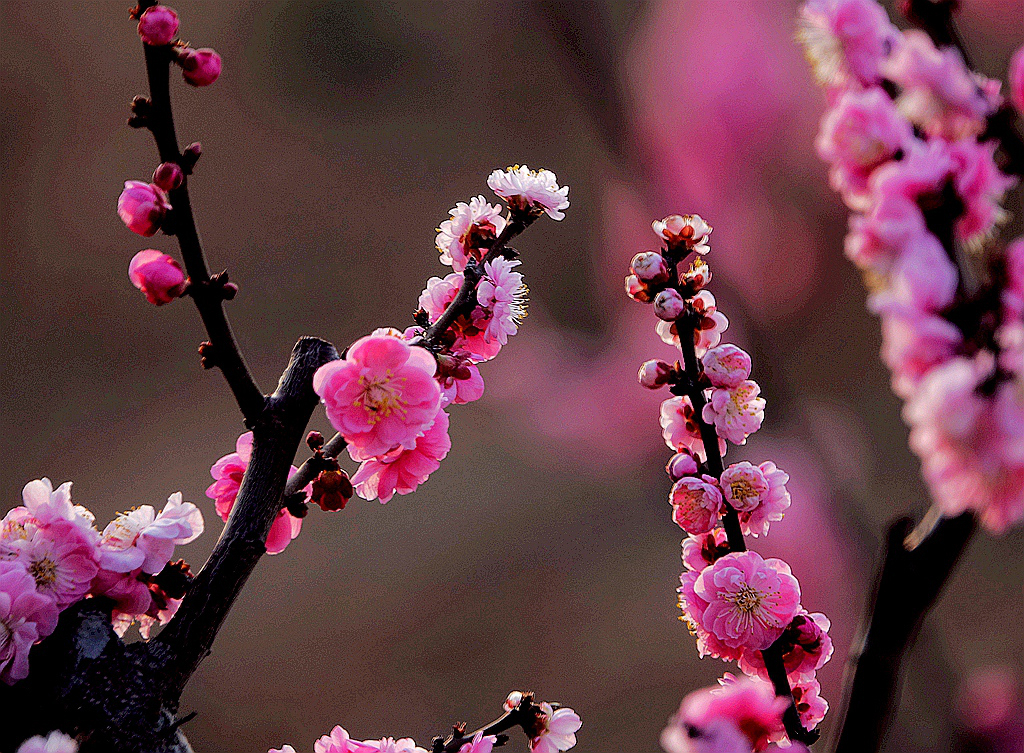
654 288 686 321
666 450 700 481
117 181 170 237
638 359 673 389
137 6 179 46
180 48 222 87
1011 45 1024 116
625 274 653 303
630 251 669 284
128 250 187 305
152 162 184 191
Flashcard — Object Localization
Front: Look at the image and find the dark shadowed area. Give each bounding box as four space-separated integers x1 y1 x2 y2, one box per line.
2 1 1024 751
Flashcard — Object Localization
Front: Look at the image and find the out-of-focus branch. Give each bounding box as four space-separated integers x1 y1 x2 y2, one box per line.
831 511 976 753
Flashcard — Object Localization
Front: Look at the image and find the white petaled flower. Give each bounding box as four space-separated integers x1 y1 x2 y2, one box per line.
531 703 582 753
100 493 204 574
476 257 528 345
652 214 713 255
436 196 507 272
15 730 78 753
487 165 570 221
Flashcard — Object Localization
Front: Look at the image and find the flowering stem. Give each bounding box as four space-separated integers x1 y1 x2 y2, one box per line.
285 431 349 495
140 41 265 423
431 695 545 753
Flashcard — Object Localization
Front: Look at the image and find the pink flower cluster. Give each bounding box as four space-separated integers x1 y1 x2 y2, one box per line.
312 170 567 504
803 0 1024 532
626 213 831 743
0 478 205 684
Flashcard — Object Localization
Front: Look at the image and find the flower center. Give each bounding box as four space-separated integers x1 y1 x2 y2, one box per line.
30 556 59 588
356 371 407 424
727 584 764 614
103 512 144 550
728 479 759 504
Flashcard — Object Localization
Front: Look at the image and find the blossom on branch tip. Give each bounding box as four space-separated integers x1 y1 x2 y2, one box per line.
0 560 59 684
652 215 712 256
117 181 170 237
531 702 581 753
314 334 442 460
436 196 506 272
137 5 179 46
702 381 765 446
487 165 569 221
670 475 725 536
179 48 222 87
693 551 801 651
128 250 187 305
351 408 451 503
15 731 78 753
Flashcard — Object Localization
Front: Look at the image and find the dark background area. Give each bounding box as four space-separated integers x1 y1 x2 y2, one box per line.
2 1 1024 751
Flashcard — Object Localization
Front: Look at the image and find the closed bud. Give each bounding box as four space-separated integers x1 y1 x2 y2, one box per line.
117 181 170 237
152 161 184 191
504 691 524 712
138 5 179 46
630 251 669 284
666 450 700 481
653 288 686 321
179 48 222 87
625 274 652 303
128 250 187 305
638 359 673 389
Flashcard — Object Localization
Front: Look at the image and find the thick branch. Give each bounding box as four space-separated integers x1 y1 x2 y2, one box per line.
140 42 265 423
156 336 339 696
831 511 976 753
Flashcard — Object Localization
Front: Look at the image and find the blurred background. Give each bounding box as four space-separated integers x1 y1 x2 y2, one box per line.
3 1 1024 751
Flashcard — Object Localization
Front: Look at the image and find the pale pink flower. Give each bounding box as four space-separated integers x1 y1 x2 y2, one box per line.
652 214 713 255
682 257 713 291
315 726 369 753
314 334 442 459
666 674 787 752
654 289 687 322
436 196 507 272
180 48 222 87
117 181 169 237
355 739 427 753
739 610 833 683
677 570 742 662
419 273 502 362
458 733 497 753
876 303 962 398
20 478 95 531
487 166 569 220
639 359 674 390
797 0 896 87
791 678 829 731
15 731 78 753
702 381 766 446
90 567 152 622
351 409 452 503
661 396 727 461
682 529 730 572
816 87 914 210
98 493 203 575
661 717 749 753
694 552 801 651
670 475 725 535
869 231 958 312
948 139 1016 245
476 257 528 345
0 560 59 684
738 462 791 538
719 462 769 512
440 363 485 405
269 748 297 753
690 291 730 356
667 450 701 481
702 345 752 389
531 702 581 753
128 250 187 305
11 519 98 609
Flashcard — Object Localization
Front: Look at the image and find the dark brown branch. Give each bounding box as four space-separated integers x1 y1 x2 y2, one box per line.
831 511 976 753
431 693 547 753
156 336 339 696
140 42 265 423
285 430 348 496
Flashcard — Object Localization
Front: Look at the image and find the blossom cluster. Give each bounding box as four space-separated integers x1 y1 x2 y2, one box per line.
0 478 204 684
627 215 832 750
307 167 567 505
268 692 580 753
801 0 1024 531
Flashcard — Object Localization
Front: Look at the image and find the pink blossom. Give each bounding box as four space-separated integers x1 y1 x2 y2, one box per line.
688 291 730 356
0 560 59 684
816 87 913 210
738 610 833 683
738 461 791 538
180 48 222 87
682 257 713 291
128 250 187 305
797 0 896 87
419 273 502 362
11 519 98 609
270 748 297 753
15 731 78 753
876 303 962 398
117 181 169 237
652 214 713 255
315 726 369 753
702 381 766 446
137 5 178 46
694 551 801 650
440 363 485 405
666 674 787 752
314 334 442 459
948 139 1016 245
436 196 507 272
869 232 958 312
702 345 751 389
626 274 653 303
677 570 742 662
1003 238 1024 320
667 450 700 481
20 478 95 532
352 739 427 753
719 462 768 512
458 733 497 753
661 396 727 461
206 431 306 555
90 567 152 622
98 492 203 575
660 717 749 753
682 529 730 572
670 475 725 535
531 702 581 753
476 257 528 346
791 677 829 731
1011 45 1024 116
351 409 452 503
487 166 569 220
